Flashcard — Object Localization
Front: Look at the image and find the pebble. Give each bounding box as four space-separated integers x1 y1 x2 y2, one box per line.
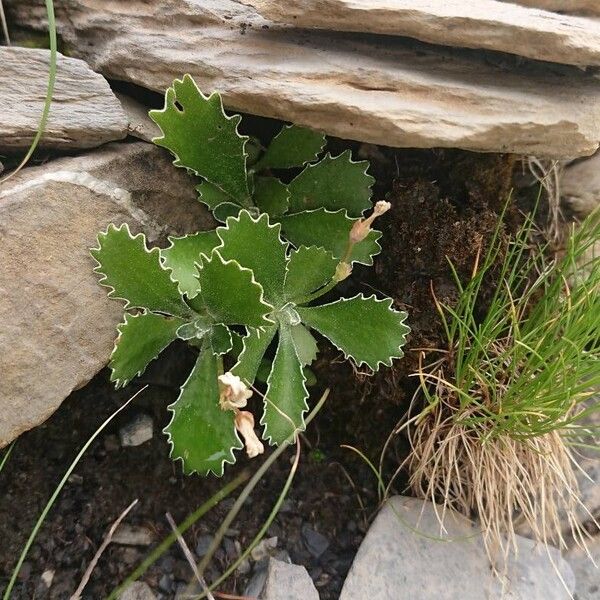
112 524 155 546
302 524 330 558
118 581 157 600
195 534 214 557
244 563 269 598
158 573 174 594
119 414 154 447
251 536 278 561
263 557 319 600
40 569 54 588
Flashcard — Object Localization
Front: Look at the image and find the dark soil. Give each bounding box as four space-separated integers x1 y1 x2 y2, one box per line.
0 146 518 599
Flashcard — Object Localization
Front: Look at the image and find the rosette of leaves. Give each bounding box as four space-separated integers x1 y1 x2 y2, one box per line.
91 212 409 477
149 74 381 267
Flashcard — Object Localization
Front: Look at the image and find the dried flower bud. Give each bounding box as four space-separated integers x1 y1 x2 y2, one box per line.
349 201 392 243
334 261 352 282
235 411 265 458
218 372 253 410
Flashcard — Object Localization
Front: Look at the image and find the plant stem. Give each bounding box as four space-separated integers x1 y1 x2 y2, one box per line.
0 441 15 474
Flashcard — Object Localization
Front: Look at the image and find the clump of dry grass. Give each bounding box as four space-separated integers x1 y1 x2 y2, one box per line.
403 208 600 567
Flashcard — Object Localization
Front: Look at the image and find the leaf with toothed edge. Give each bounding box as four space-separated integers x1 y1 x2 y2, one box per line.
217 211 288 306
287 151 373 217
110 312 185 388
290 323 318 366
253 177 289 218
150 75 250 204
164 343 242 476
188 250 273 327
211 323 233 355
257 124 326 170
91 223 189 316
280 208 381 266
231 325 277 386
161 231 220 298
284 245 339 302
261 324 308 446
213 202 243 223
196 180 234 212
298 294 410 371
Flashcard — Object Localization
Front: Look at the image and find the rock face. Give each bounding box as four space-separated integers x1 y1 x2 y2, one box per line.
562 151 600 218
0 47 127 152
500 0 600 16
0 142 211 447
340 496 575 600
567 536 600 600
6 0 600 158
250 0 600 67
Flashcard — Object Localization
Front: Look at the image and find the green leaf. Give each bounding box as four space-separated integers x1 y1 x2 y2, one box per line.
189 250 273 327
253 177 289 218
197 181 234 211
287 151 373 216
164 345 242 476
280 209 382 266
217 211 288 305
257 124 325 170
213 202 243 223
161 231 220 298
176 317 211 341
284 245 338 301
110 312 184 387
290 323 318 366
298 294 410 371
91 223 189 316
211 323 233 355
262 325 308 445
150 75 250 203
231 325 277 385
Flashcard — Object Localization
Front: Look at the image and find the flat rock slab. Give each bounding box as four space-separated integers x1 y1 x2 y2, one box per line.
0 47 127 152
499 0 600 16
7 0 600 159
566 535 600 600
251 0 600 67
0 142 212 447
340 496 575 600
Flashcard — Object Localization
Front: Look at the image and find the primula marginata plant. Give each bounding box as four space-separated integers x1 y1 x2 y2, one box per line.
91 75 409 477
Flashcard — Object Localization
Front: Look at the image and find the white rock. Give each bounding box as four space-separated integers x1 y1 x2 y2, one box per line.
0 142 212 447
250 0 600 67
6 0 600 158
118 581 157 600
499 0 600 16
263 558 319 600
0 47 127 151
119 414 154 448
340 496 575 600
566 535 600 600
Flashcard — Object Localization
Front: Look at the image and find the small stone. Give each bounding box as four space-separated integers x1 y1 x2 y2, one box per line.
244 563 269 598
195 534 214 557
119 414 153 447
302 524 330 559
158 574 173 594
263 558 319 600
112 524 155 546
250 536 278 561
40 569 54 588
118 581 157 600
67 473 83 485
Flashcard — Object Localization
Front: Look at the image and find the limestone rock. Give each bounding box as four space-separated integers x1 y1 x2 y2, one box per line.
499 0 600 16
0 142 212 447
116 93 161 143
6 0 600 158
340 496 575 600
566 535 600 600
118 582 157 600
263 558 319 600
119 414 154 448
562 151 600 218
250 0 600 67
0 47 127 152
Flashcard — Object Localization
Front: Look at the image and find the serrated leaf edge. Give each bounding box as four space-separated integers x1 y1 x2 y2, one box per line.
231 325 277 385
260 327 309 447
150 74 250 200
162 346 242 477
302 293 410 372
91 222 184 313
283 244 337 299
109 311 181 389
287 149 374 217
261 124 326 169
281 207 383 267
195 248 275 326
